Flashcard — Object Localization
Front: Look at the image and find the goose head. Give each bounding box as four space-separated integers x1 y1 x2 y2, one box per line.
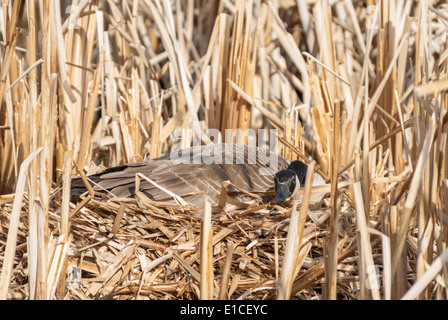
274 160 308 204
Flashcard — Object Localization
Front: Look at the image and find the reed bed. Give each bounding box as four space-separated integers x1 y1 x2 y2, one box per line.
0 0 447 300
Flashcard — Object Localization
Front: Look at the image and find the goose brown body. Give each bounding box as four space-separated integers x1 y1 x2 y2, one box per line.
71 143 292 207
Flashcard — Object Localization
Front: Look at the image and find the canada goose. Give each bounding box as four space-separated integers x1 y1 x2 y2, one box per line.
71 143 326 207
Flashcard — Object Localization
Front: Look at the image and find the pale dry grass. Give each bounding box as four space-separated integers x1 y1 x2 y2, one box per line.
0 0 447 300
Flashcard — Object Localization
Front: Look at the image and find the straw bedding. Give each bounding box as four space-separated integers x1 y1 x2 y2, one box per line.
1 0 448 300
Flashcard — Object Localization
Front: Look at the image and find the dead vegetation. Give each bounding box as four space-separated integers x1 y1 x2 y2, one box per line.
0 0 448 300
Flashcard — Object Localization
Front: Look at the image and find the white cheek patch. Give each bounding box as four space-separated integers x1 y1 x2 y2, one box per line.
293 172 327 204
290 175 301 197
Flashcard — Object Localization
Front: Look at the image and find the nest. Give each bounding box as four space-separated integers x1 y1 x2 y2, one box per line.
1 184 343 300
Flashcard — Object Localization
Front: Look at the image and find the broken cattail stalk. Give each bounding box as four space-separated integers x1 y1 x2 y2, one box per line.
0 147 43 299
218 241 234 300
277 162 315 300
200 199 214 300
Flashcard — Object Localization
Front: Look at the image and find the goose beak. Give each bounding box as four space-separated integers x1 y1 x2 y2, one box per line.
275 183 289 204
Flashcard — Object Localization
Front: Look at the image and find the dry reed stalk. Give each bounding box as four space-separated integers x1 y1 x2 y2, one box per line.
325 98 341 299
147 0 200 140
269 2 310 106
22 0 39 301
150 111 162 159
0 0 21 106
31 0 53 299
125 69 143 162
61 151 72 234
173 251 201 282
78 52 104 169
277 162 315 300
0 147 43 299
375 1 397 150
56 151 72 298
307 63 329 174
53 0 76 104
229 80 283 130
136 173 189 207
289 235 362 298
402 246 448 300
310 5 343 298
87 239 136 297
216 0 256 142
389 205 407 298
392 114 436 279
413 1 434 301
0 31 19 188
200 199 214 300
368 227 391 300
65 1 98 156
218 241 234 300
111 203 127 236
46 234 71 299
353 182 380 300
276 202 299 300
